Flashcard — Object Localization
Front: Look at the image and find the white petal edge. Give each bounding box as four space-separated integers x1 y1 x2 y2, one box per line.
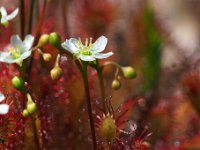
23 34 34 50
11 35 23 47
93 52 113 59
92 36 108 53
6 8 19 20
0 93 5 103
0 51 15 63
0 104 9 115
79 54 95 61
61 42 78 54
0 7 7 16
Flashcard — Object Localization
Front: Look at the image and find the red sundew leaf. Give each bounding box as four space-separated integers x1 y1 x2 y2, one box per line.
116 99 137 127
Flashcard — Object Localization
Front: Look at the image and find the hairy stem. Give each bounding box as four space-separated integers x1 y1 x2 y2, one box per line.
97 68 106 113
81 64 97 150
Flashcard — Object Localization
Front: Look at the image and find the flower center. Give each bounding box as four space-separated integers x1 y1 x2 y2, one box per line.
78 38 93 56
9 46 22 59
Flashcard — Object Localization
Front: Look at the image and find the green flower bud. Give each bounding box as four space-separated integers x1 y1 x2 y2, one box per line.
121 66 136 79
26 93 37 114
11 76 26 92
99 116 117 142
22 109 29 117
50 66 62 80
49 32 61 48
112 79 121 90
37 34 49 47
27 103 37 114
43 53 52 62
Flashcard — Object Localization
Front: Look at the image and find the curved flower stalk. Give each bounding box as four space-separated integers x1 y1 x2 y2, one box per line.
62 36 113 61
0 7 19 27
0 34 34 66
0 93 9 115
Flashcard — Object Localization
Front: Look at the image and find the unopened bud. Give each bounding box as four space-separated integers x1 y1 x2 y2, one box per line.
22 109 29 117
26 93 37 114
49 32 61 48
43 53 52 62
37 34 49 47
121 66 136 79
112 79 121 90
50 66 62 80
27 103 37 114
11 76 26 92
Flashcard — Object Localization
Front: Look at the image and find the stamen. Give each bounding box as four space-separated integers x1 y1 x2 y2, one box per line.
89 37 93 46
85 38 88 47
78 37 83 49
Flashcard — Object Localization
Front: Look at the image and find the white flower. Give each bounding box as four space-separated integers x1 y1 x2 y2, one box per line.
62 36 113 61
0 93 9 115
0 7 19 27
0 34 34 66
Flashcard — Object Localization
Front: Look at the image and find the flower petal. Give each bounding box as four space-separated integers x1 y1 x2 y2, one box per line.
0 104 9 115
0 7 7 16
6 8 19 20
92 36 108 53
0 93 5 103
23 34 34 50
0 51 15 63
93 52 113 59
79 54 95 61
62 38 81 53
17 50 32 61
11 35 23 47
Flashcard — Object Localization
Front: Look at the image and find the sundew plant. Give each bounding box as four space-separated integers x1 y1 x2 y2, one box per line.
1 0 200 150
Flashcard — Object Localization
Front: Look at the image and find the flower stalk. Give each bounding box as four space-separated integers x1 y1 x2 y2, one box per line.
81 63 97 150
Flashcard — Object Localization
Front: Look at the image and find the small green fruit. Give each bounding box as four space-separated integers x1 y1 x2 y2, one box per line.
121 66 136 79
22 109 29 117
37 34 49 47
50 66 62 80
27 103 37 114
43 53 52 62
49 32 61 48
11 76 25 91
112 79 121 90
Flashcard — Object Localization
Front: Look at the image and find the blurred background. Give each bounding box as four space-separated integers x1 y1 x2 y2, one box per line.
1 0 200 149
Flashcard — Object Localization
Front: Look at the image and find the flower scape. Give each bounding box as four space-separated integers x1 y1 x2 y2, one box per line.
0 0 200 150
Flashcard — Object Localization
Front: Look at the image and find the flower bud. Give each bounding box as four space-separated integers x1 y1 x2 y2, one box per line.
26 93 37 114
37 34 49 47
112 79 121 90
27 103 37 114
50 66 62 80
22 109 29 117
121 66 136 79
99 116 117 142
11 76 26 92
49 32 61 48
43 53 52 62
